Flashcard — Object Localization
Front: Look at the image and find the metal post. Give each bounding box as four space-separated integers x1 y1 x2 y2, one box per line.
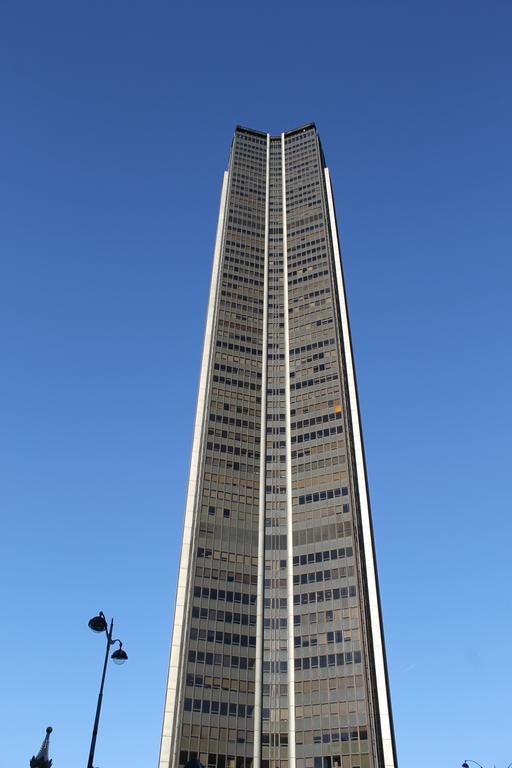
87 617 113 768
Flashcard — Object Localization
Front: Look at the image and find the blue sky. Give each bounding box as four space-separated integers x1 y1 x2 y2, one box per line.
1 1 511 766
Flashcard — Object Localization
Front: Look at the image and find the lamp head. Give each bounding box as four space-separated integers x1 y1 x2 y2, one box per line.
111 646 128 665
88 613 107 633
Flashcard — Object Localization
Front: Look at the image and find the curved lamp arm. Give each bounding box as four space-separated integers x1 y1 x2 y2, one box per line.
463 761 512 768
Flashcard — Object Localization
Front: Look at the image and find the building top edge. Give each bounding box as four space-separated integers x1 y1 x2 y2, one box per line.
235 122 317 139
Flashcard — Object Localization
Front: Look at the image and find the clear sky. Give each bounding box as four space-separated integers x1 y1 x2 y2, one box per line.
1 1 511 766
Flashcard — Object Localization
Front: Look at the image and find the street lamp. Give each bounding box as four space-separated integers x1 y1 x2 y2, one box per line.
462 761 512 768
87 611 128 768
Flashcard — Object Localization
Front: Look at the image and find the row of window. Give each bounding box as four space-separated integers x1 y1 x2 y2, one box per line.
288 233 325 255
216 328 259 344
221 302 260 329
266 411 286 419
294 651 362 671
214 362 261 379
289 269 329 286
292 438 344 460
288 195 324 211
231 160 265 177
293 455 346 475
293 586 357 605
204 455 258 475
193 585 257 606
292 520 352 546
291 411 341 430
291 373 339 392
292 425 343 444
234 136 266 148
300 756 361 768
222 302 263 318
228 182 265 199
297 488 348 505
196 565 258 585
296 362 337 378
265 484 286 493
186 673 256 694
202 480 259 500
261 733 288 745
209 413 258 430
293 547 354 566
293 610 337 626
221 263 263 282
199 520 258 536
294 630 344 648
263 597 287 608
206 442 260 460
188 649 255 670
287 211 323 231
232 160 265 175
191 606 257 626
225 238 264 254
221 289 263 307
222 269 262 287
292 566 354 586
263 617 288 628
206 506 230 518
263 660 288 672
288 241 327 262
288 250 328 271
219 401 257 414
190 627 256 647
223 250 263 267
178 751 249 768
290 285 330 305
208 428 259 445
297 728 368 745
287 221 325 239
212 375 261 392
226 224 265 238
196 547 258 567
291 397 339 418
217 318 264 337
286 156 319 175
228 210 265 226
183 698 254 718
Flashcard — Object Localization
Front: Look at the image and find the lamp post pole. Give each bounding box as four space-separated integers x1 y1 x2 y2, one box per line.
87 611 128 768
462 761 512 768
87 615 113 768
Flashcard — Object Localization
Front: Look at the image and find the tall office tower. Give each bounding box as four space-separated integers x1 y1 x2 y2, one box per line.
159 125 397 768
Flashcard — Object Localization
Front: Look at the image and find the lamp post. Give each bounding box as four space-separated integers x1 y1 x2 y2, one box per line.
87 611 128 768
462 761 512 768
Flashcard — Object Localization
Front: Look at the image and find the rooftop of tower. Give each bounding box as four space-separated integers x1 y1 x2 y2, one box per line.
235 122 317 139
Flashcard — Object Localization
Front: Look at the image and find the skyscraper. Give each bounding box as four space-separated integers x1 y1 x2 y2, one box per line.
159 124 397 768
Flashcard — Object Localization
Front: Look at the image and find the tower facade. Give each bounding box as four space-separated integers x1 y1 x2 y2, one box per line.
159 125 397 768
